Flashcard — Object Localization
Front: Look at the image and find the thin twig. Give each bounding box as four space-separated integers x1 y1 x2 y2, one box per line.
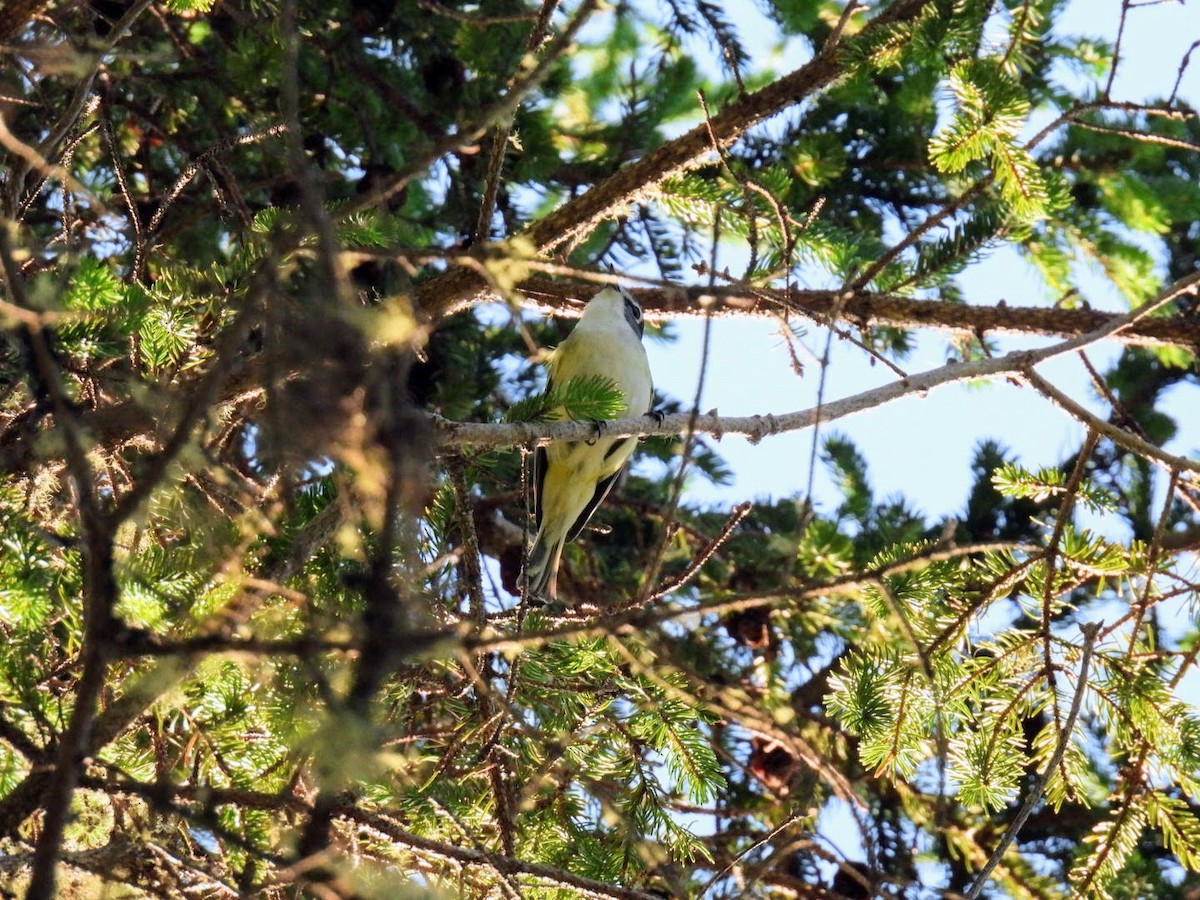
1117 468 1179 656
145 124 287 239
1168 39 1199 105
1102 0 1132 101
99 106 146 278
698 809 810 895
1020 369 1200 476
472 0 562 243
339 805 663 899
633 219 720 607
965 622 1102 900
413 0 942 318
279 0 348 306
1036 430 1099 766
446 457 488 628
0 111 108 218
1070 118 1200 152
417 0 542 23
347 0 598 217
648 501 752 601
819 1 868 57
0 492 343 843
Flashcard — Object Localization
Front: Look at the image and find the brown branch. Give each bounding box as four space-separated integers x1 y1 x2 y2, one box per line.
411 0 941 320
649 501 753 601
3 0 155 215
467 541 1038 660
472 0 562 243
343 0 600 218
0 711 48 764
1034 429 1099 763
0 0 50 43
24 511 118 900
417 0 542 23
6 273 1193 491
1020 370 1200 475
109 299 262 525
0 217 124 900
145 124 288 243
99 106 147 275
70 771 668 899
436 269 1200 460
515 278 1200 352
94 540 1033 672
1070 118 1200 152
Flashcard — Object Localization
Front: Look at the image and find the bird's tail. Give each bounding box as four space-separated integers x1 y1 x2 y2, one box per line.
525 530 564 601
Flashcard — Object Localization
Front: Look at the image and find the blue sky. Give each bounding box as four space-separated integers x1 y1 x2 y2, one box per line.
628 1 1200 884
646 0 1199 527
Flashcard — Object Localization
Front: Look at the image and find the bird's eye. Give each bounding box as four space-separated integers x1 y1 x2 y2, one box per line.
625 297 642 320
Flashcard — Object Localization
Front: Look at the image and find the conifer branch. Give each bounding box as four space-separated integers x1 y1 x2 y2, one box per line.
412 0 941 319
966 622 1101 900
515 277 1200 352
435 269 1200 463
345 803 669 899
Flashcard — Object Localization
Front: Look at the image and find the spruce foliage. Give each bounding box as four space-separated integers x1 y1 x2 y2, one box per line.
0 0 1198 897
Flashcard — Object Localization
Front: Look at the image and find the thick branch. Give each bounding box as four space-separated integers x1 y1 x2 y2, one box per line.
438 357 1200 469
9 270 1190 490
412 0 939 319
437 271 1200 462
515 278 1200 352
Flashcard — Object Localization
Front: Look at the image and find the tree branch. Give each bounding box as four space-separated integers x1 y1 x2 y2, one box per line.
434 270 1200 465
1020 369 1200 476
412 0 941 320
965 622 1101 900
519 277 1200 352
70 773 668 899
6 271 1192 492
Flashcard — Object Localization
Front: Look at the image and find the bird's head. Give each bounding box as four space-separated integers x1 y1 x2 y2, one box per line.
582 285 644 338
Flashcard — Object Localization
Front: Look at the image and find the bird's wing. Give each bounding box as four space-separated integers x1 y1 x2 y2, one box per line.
565 436 636 542
533 443 548 530
532 367 558 531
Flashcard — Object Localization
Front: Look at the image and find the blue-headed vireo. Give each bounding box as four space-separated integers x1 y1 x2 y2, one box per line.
526 286 653 601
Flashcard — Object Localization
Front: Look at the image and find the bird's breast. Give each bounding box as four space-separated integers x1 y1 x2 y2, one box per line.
553 325 652 415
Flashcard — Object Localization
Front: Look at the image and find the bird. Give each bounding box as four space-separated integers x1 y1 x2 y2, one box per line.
525 286 654 601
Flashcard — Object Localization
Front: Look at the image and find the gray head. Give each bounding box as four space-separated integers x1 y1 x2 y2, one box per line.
617 287 645 338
